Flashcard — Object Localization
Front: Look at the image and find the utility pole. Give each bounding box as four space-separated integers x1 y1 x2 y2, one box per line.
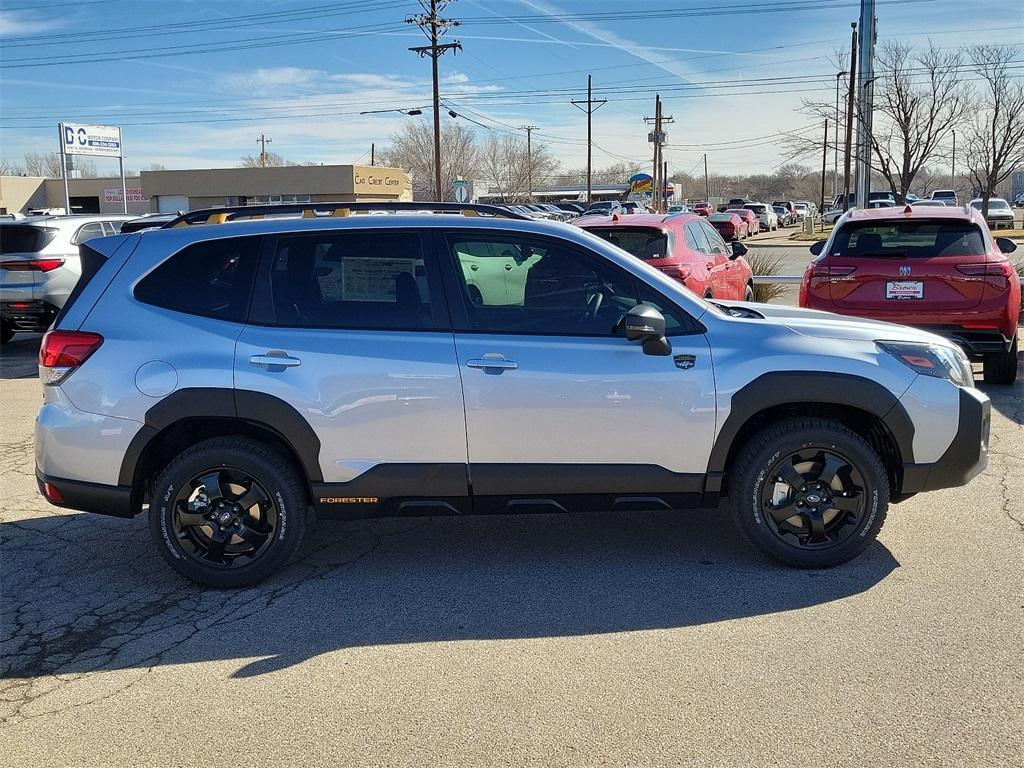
257 133 272 168
951 129 956 189
853 0 877 209
843 22 858 211
643 94 673 213
662 159 669 210
571 74 606 207
834 71 844 199
820 119 829 222
520 125 537 200
407 0 461 201
370 142 375 167
704 153 709 202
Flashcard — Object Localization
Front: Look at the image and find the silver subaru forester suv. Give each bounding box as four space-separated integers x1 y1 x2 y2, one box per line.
34 202 990 587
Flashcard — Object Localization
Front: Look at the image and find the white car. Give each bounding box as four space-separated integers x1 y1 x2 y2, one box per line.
969 197 1015 230
743 203 779 231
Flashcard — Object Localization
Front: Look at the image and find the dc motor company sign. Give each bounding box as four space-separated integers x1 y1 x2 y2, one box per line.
60 123 122 158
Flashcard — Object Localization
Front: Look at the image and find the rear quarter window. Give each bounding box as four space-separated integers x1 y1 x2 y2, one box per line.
134 236 260 322
583 227 671 260
0 225 56 254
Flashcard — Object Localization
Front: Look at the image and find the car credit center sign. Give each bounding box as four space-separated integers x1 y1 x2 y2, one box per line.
60 123 122 158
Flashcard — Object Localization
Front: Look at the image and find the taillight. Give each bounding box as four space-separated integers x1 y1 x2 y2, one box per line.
957 261 1013 285
38 330 103 385
955 264 988 276
0 258 65 272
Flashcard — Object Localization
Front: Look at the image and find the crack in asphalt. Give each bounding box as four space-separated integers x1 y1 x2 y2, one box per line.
0 514 430 726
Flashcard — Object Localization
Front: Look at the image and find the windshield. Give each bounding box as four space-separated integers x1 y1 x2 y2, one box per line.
584 226 672 261
972 199 1010 210
744 205 766 213
830 219 986 258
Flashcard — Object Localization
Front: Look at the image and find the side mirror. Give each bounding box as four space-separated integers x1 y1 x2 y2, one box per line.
995 237 1018 254
809 239 827 256
623 304 671 356
730 241 748 260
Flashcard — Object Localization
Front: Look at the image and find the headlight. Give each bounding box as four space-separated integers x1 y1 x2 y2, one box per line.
877 341 974 387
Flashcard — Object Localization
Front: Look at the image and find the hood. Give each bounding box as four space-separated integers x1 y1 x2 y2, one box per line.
722 301 954 347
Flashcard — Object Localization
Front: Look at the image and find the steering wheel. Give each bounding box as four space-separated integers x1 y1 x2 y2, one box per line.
575 289 604 330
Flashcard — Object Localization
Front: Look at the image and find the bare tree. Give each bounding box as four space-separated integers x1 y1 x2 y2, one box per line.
964 44 1024 212
23 152 64 177
1 158 25 175
554 161 644 188
379 121 480 201
239 152 291 168
478 134 558 202
866 42 969 203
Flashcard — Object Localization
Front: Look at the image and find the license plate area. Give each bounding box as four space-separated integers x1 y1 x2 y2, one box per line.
886 280 923 300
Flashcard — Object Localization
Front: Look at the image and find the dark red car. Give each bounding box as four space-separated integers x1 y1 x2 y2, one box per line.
708 212 748 241
725 208 760 235
799 206 1021 384
576 213 754 301
691 202 713 217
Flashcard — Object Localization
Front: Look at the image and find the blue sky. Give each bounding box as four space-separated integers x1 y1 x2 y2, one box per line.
1 0 1022 177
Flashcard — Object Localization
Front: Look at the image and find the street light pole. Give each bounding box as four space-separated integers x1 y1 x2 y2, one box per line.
834 71 844 200
853 0 877 209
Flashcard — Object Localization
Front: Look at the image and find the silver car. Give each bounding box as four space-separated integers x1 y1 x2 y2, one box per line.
34 201 990 587
1 214 134 342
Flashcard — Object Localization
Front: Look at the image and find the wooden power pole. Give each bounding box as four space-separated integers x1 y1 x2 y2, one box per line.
571 75 606 207
256 133 272 168
407 0 461 201
520 125 537 200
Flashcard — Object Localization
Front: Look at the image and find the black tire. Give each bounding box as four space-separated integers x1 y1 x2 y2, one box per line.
0 321 13 344
744 284 754 302
983 336 1018 385
149 436 308 588
728 417 889 568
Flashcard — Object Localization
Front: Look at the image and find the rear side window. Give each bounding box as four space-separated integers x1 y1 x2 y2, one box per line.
583 227 671 260
0 225 56 254
830 220 986 258
135 236 260 322
72 223 106 245
254 231 443 330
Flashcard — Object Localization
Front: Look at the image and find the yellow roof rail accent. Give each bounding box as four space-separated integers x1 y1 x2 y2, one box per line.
205 212 228 224
301 209 315 218
333 208 350 217
462 208 479 217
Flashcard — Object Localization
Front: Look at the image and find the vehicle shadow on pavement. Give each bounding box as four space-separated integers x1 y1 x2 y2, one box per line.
977 350 1024 425
0 507 898 683
0 335 41 380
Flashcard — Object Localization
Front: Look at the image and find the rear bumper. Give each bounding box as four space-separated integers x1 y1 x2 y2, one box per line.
901 387 990 494
1 299 58 332
917 325 1014 356
36 472 135 518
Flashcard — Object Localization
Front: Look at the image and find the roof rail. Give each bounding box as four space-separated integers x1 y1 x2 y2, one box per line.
161 201 529 228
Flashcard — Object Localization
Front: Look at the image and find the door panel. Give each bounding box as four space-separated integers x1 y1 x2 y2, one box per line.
440 230 717 502
238 229 469 492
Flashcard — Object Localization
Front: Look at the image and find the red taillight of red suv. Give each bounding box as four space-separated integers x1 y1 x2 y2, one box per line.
39 330 103 385
956 261 1014 285
0 258 65 272
801 264 856 305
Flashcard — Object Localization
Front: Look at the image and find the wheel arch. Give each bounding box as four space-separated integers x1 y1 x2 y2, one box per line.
707 372 914 499
119 388 322 514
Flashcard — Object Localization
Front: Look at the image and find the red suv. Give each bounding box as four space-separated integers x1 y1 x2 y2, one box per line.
691 202 713 217
576 213 754 301
800 206 1021 384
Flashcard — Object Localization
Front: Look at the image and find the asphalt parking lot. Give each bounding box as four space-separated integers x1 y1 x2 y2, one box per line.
1 293 1021 767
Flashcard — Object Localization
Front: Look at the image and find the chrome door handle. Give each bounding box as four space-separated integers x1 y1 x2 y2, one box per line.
504 264 513 271
250 354 301 368
466 358 518 370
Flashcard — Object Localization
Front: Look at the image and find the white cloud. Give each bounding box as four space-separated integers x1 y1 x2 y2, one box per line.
0 10 69 37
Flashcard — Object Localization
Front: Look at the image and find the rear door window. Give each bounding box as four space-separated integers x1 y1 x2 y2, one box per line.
72 222 106 245
684 222 710 253
134 236 260 322
252 230 444 331
830 220 986 258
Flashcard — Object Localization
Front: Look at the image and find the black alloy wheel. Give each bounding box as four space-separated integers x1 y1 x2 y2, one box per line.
171 467 278 568
760 448 865 550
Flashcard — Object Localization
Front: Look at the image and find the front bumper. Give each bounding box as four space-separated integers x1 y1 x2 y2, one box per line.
901 387 990 494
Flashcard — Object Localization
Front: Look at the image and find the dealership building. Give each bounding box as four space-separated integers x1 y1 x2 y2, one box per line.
0 164 412 216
